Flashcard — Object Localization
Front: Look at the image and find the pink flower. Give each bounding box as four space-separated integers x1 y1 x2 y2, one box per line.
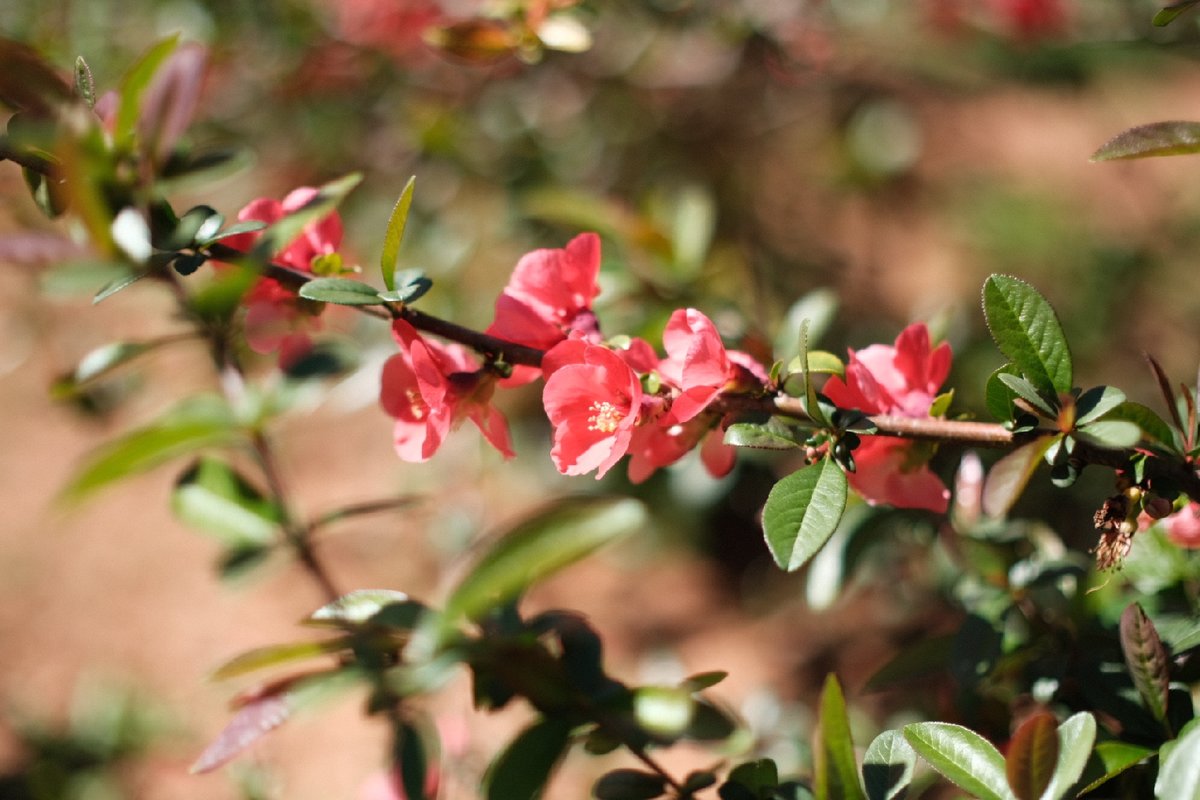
542 338 643 478
221 187 346 364
381 320 513 462
823 323 952 513
658 308 767 423
627 420 735 484
990 0 1069 40
488 233 603 383
1144 501 1200 549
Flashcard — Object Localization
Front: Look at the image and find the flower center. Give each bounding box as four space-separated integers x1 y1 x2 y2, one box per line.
587 401 624 433
407 389 427 420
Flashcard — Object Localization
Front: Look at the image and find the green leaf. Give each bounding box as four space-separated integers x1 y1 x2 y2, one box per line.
74 56 95 108
380 177 416 292
1040 712 1096 800
592 769 668 800
864 634 953 691
62 397 239 502
377 269 433 304
997 373 1057 418
680 671 728 692
1092 120 1200 160
725 759 779 797
1076 741 1153 795
306 589 414 626
251 173 362 262
397 720 431 800
862 730 916 800
93 268 150 303
412 498 645 655
64 341 153 387
483 717 572 800
982 275 1072 401
775 289 839 365
981 435 1056 519
723 421 803 450
1151 614 1200 653
1156 720 1200 799
1154 1 1200 25
903 722 1013 800
1075 386 1126 426
114 35 180 147
1098 401 1178 450
200 219 266 246
172 458 281 546
210 638 353 680
985 364 1020 422
1120 603 1171 727
297 277 383 306
634 687 694 738
1005 711 1057 800
814 675 866 800
762 460 848 572
1074 420 1142 450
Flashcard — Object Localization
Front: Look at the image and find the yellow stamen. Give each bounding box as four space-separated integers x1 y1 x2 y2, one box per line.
587 401 624 433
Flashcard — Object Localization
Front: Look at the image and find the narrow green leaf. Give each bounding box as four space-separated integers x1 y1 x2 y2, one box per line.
483 717 572 800
1154 1 1200 26
114 35 180 147
1074 420 1142 450
680 671 728 692
200 219 266 245
298 277 383 306
71 341 153 385
62 397 239 502
1092 120 1200 160
592 769 668 800
172 458 281 546
815 675 866 800
210 638 352 680
93 269 149 304
1005 711 1058 800
985 364 1020 422
862 730 916 800
981 435 1056 519
397 720 430 800
762 459 848 572
413 498 645 655
1040 712 1096 800
251 173 362 262
1156 720 1200 798
996 373 1056 419
74 56 96 108
723 421 803 450
1120 603 1171 727
982 275 1072 400
1076 741 1153 796
1075 386 1126 426
903 722 1013 800
380 177 416 292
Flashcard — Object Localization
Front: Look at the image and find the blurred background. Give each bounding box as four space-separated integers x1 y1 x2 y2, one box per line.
4 0 1200 797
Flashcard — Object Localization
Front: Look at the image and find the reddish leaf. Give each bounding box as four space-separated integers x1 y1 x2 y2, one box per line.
1119 603 1170 727
190 693 292 773
981 436 1055 518
1005 711 1058 800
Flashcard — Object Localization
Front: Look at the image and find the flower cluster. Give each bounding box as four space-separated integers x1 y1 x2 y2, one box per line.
222 187 346 367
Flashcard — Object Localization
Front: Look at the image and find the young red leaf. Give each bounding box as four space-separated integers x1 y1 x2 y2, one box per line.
1005 711 1058 800
1119 603 1171 729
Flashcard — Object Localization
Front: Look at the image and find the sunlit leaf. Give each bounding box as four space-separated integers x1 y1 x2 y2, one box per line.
1074 420 1142 450
862 730 915 800
1092 120 1200 160
1156 720 1200 798
1076 741 1153 795
380 177 415 292
680 671 727 692
762 459 847 572
114 35 180 147
814 674 866 800
62 397 239 502
413 498 645 655
1120 603 1170 726
1005 711 1057 800
903 722 1013 800
307 589 413 626
483 717 572 800
210 639 352 681
377 269 432 304
298 277 383 306
723 421 803 450
172 458 281 546
1040 712 1096 800
634 687 694 737
982 275 1072 402
1154 0 1200 26
1075 386 1126 426
1098 401 1178 450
